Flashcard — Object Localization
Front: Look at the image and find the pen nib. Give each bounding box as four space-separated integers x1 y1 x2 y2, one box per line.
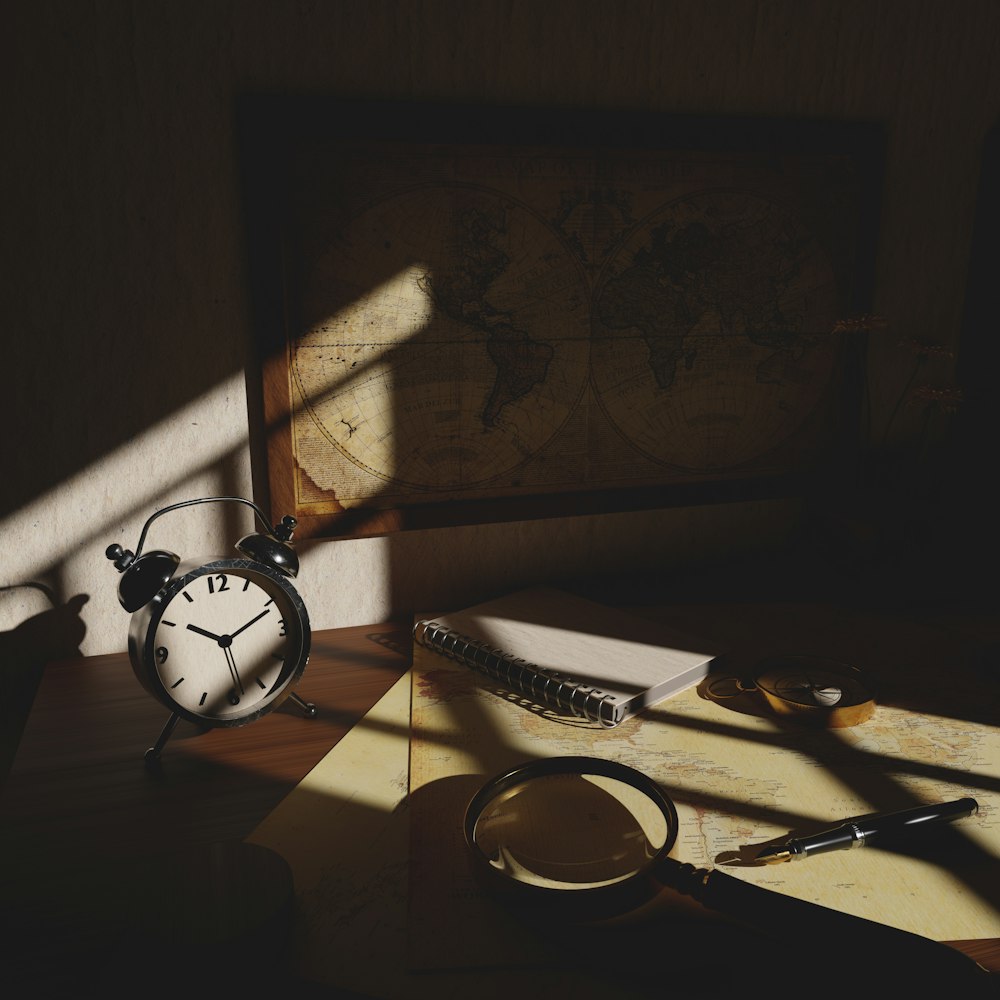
755 845 793 864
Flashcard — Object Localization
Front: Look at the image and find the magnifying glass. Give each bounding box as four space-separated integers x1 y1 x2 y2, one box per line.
464 756 989 987
464 755 678 923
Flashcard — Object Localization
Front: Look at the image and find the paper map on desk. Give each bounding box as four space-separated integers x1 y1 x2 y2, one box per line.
248 675 626 999
247 673 413 997
409 601 1000 969
249 603 999 997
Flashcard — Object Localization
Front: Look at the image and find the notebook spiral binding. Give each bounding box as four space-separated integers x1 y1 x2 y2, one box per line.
413 619 620 727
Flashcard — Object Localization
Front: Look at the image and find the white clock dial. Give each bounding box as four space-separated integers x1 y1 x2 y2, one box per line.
150 568 301 721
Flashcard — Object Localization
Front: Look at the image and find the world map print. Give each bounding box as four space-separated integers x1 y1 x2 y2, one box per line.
277 140 868 531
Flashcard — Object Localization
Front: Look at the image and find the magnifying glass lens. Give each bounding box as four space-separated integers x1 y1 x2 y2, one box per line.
471 770 671 890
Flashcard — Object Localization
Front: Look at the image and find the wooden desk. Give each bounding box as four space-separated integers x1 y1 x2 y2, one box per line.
1 618 997 994
0 622 410 995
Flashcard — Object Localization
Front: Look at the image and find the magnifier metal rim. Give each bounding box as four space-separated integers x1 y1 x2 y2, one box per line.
464 755 679 917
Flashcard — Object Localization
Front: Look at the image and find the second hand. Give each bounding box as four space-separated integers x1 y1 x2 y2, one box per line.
223 645 244 696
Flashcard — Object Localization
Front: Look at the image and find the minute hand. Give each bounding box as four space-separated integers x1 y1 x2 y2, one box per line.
230 608 271 640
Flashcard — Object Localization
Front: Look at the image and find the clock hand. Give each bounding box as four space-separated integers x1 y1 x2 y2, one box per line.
223 645 245 696
229 607 271 641
187 623 224 642
187 609 269 648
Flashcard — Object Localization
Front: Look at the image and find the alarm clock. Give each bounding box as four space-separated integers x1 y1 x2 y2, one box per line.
106 496 315 763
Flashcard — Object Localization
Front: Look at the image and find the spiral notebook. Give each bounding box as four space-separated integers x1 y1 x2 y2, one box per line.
412 587 719 727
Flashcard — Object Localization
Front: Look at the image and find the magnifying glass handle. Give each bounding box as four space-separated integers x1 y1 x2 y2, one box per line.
664 862 988 988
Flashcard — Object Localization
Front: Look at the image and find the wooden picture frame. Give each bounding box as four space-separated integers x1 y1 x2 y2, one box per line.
239 97 883 539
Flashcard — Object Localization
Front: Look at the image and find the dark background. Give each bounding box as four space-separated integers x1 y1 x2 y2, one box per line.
5 0 1000 654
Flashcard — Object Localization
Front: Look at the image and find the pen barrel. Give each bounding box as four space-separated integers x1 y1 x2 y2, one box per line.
797 824 862 856
853 797 978 847
792 797 980 856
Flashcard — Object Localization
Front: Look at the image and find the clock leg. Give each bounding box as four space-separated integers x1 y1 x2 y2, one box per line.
287 691 318 718
144 712 181 764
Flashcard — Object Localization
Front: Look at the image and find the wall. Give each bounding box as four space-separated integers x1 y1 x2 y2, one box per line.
5 0 1000 656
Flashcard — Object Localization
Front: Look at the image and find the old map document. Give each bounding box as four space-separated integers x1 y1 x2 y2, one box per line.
275 131 872 529
250 603 998 997
407 601 999 971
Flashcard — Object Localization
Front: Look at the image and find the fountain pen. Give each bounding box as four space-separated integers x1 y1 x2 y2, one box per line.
755 797 979 863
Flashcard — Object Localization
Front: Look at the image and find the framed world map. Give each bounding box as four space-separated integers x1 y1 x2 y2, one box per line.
239 98 883 539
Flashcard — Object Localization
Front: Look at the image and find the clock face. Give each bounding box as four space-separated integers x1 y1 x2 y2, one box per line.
135 560 310 725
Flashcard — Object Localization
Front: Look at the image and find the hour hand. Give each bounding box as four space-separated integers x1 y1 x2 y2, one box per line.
186 623 223 642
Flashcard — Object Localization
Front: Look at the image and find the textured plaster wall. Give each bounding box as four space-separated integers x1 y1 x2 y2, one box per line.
4 0 1000 656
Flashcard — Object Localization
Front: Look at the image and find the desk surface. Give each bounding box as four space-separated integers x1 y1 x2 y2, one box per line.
1 615 997 994
0 621 410 995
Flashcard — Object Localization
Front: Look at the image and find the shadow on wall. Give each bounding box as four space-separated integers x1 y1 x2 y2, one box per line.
0 585 89 781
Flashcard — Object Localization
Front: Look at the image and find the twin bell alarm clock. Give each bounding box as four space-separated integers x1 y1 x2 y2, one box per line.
106 496 314 763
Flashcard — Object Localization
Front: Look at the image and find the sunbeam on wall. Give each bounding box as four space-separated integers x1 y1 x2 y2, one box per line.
0 374 256 656
292 262 436 493
0 309 804 662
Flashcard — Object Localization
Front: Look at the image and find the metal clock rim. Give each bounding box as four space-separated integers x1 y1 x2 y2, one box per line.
132 557 311 729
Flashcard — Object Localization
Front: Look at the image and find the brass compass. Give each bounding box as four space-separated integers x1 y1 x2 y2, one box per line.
748 655 876 727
